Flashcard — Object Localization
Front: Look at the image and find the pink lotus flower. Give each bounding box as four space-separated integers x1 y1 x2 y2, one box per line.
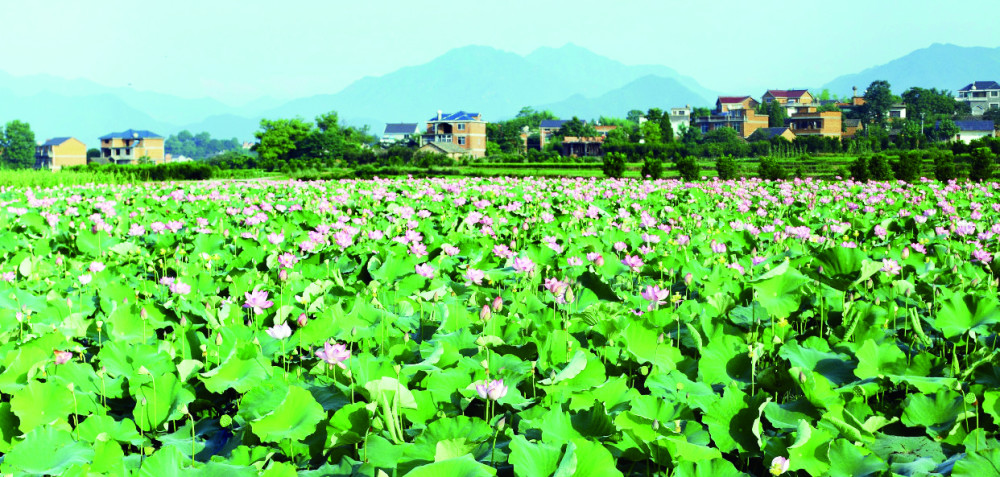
972 249 992 263
567 256 583 266
769 456 790 475
676 235 690 246
480 305 491 321
442 244 460 256
297 313 309 327
881 259 902 276
415 263 434 278
586 252 604 266
513 256 535 274
266 322 292 340
641 285 670 311
622 255 644 271
267 232 284 245
278 253 298 269
475 379 508 401
243 290 274 315
613 242 627 252
491 296 503 313
54 350 73 365
710 240 727 254
79 274 92 286
316 341 351 369
465 268 485 285
89 262 105 273
171 282 191 295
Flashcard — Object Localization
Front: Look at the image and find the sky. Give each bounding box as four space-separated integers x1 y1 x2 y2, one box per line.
2 0 999 105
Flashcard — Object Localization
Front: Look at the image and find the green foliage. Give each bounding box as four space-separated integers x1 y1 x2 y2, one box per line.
893 151 922 182
639 121 662 144
869 153 894 181
849 155 872 181
767 102 788 128
1 120 36 169
863 80 894 126
715 155 737 180
935 119 960 142
675 155 701 181
557 117 598 139
969 147 996 182
601 152 626 178
902 87 964 120
165 130 241 160
640 155 663 179
757 156 787 180
934 151 957 182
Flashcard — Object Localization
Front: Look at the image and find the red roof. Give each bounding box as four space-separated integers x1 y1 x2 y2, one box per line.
718 96 752 104
765 89 810 99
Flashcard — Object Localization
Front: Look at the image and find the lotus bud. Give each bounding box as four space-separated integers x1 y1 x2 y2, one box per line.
652 419 660 430
480 305 491 322
140 308 148 320
180 316 187 328
481 359 490 371
684 273 693 285
96 320 103 330
798 370 807 383
279 269 288 281
215 333 223 346
67 382 75 392
66 297 73 308
901 247 910 260
497 417 506 431
491 296 503 313
138 366 150 376
297 313 308 327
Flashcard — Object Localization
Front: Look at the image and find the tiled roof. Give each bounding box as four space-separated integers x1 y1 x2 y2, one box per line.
99 129 162 140
41 137 73 146
539 119 570 129
561 136 605 143
422 142 467 154
756 127 792 140
954 120 995 131
959 81 1000 92
765 89 810 99
718 96 752 104
383 123 418 134
428 111 481 122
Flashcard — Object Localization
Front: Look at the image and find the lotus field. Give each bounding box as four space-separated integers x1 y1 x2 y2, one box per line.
3 176 1000 476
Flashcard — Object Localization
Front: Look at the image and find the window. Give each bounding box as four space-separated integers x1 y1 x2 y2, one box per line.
992 91 999 97
458 137 466 145
457 123 465 130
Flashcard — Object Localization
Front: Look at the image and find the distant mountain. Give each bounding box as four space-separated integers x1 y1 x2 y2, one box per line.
264 44 717 130
535 75 708 120
822 43 1000 96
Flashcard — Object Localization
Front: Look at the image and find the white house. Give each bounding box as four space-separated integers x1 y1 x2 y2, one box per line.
953 120 996 144
380 123 421 146
957 81 1000 116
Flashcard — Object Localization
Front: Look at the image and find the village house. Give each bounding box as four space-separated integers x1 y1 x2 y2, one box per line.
561 136 604 157
843 118 863 138
416 141 468 159
690 96 768 138
380 123 421 147
538 119 570 149
669 106 690 138
98 129 165 165
949 120 996 144
785 107 842 138
956 81 1000 116
421 111 486 158
761 89 814 115
751 127 796 142
34 137 86 170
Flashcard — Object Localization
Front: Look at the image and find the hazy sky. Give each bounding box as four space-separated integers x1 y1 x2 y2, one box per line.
2 0 998 105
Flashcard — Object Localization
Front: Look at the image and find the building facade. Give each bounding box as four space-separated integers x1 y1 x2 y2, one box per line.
539 119 570 149
421 111 486 158
957 81 1000 116
691 96 768 138
381 123 420 146
785 107 842 137
669 106 691 138
952 120 996 144
761 89 814 114
98 129 165 164
35 137 86 170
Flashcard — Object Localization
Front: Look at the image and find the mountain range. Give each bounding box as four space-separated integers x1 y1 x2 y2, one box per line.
1 42 998 146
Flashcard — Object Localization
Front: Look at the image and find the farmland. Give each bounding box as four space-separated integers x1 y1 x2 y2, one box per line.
1 176 999 476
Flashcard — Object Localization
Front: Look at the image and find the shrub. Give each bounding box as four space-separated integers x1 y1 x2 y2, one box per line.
602 152 626 178
969 147 996 182
675 156 701 181
757 157 787 181
869 154 894 181
640 155 663 180
849 156 872 182
893 151 921 182
715 155 737 180
934 152 956 182
794 164 807 178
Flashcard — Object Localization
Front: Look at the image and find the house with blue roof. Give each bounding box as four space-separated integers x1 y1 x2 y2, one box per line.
380 123 421 147
421 111 487 158
957 81 1000 116
98 129 165 165
944 120 996 144
539 119 571 149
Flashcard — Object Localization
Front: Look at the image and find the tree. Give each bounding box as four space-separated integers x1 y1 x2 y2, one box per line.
675 156 701 181
901 87 962 120
849 156 872 181
703 127 741 144
1 120 36 169
862 80 894 126
639 121 662 144
626 110 644 124
934 152 956 182
645 108 673 142
603 127 631 146
935 119 960 142
969 147 996 182
640 155 663 179
602 152 626 178
758 157 787 181
691 107 712 119
87 148 101 162
253 118 313 167
893 151 922 182
767 102 787 128
716 155 737 180
556 117 598 139
869 154 894 181
982 109 1000 123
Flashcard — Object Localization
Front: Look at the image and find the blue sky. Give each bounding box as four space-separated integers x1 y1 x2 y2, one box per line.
3 0 998 104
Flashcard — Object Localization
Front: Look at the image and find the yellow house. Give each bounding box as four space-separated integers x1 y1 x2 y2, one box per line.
35 137 87 170
98 129 165 164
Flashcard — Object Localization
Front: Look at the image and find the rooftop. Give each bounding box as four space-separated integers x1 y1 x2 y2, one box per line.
99 129 163 140
383 123 419 134
765 89 810 99
959 81 1000 92
954 120 995 131
40 137 74 146
718 96 752 104
422 142 467 154
539 119 570 129
428 111 481 122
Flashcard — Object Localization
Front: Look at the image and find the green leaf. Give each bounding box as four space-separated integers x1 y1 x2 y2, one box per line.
1 426 95 475
403 454 497 477
854 339 907 379
624 322 679 372
132 372 196 432
18 256 32 278
539 350 587 385
509 434 562 477
827 438 887 477
0 402 19 452
568 439 624 477
241 382 325 443
935 294 1000 339
951 449 1000 477
673 457 750 477
901 390 972 440
752 260 809 319
435 437 475 462
200 355 271 394
10 379 73 433
787 420 832 475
